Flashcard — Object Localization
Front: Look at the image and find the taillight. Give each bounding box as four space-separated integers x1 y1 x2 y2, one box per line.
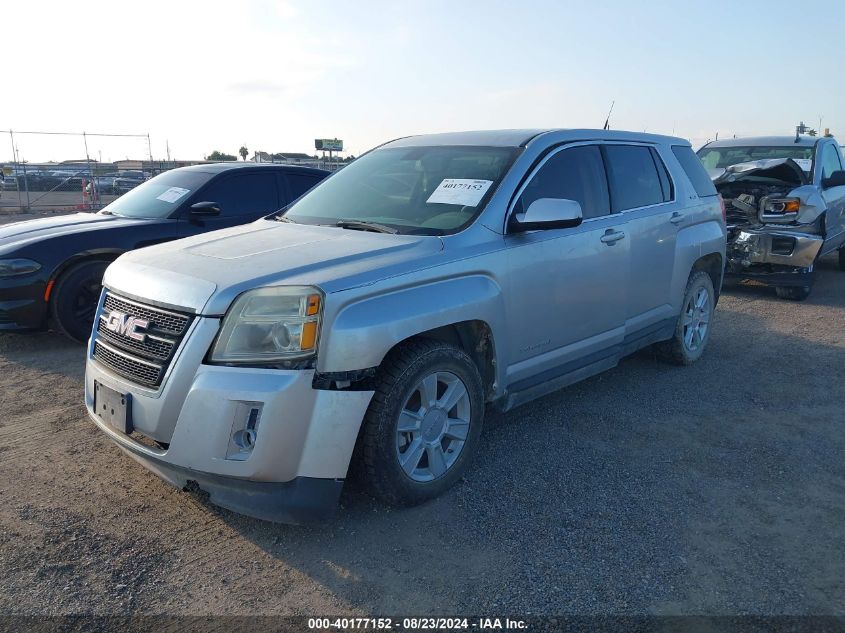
718 194 727 224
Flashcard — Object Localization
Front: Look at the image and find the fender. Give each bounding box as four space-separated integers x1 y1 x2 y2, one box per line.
318 274 507 396
671 217 725 309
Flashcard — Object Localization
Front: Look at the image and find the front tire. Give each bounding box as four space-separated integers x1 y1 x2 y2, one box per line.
50 260 109 343
360 339 485 506
657 270 715 366
775 285 811 301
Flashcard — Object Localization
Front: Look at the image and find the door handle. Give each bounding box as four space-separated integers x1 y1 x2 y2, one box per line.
670 212 684 225
600 230 626 245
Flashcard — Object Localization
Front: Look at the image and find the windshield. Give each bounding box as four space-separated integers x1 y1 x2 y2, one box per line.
698 145 814 172
282 145 518 234
100 170 213 219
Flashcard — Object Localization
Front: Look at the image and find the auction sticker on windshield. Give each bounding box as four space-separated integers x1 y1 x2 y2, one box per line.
156 187 190 203
792 158 813 172
427 179 493 206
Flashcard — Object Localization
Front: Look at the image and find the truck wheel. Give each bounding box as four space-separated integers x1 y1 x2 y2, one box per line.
50 260 109 343
360 339 484 506
657 270 715 366
775 285 811 301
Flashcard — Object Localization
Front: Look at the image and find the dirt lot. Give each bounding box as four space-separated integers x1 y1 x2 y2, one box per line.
0 210 843 616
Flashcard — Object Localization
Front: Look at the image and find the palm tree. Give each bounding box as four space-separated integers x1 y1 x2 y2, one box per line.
239 146 248 161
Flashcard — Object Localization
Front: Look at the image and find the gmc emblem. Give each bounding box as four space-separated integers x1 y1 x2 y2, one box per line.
104 311 149 342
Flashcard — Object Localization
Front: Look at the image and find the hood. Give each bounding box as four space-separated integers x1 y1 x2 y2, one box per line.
0 212 159 254
712 158 809 186
104 219 445 314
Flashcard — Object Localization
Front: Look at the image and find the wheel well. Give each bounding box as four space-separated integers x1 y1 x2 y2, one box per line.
408 320 497 402
47 253 121 302
692 253 723 302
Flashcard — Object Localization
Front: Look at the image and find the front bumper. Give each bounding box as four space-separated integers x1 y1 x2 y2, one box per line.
727 228 823 270
0 274 49 331
85 314 375 523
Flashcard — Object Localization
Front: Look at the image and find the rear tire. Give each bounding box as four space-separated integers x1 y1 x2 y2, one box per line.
656 270 715 366
50 260 109 343
775 285 811 301
360 339 484 506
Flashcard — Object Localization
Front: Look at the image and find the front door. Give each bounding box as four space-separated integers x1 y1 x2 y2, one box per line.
180 171 281 237
819 142 845 253
503 143 629 389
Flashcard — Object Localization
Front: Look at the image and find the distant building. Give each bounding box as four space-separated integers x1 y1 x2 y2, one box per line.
252 151 316 164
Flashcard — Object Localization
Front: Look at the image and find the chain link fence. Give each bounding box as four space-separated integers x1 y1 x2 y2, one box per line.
1 130 346 214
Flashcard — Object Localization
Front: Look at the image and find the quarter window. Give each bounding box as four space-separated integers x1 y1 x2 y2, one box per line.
604 145 665 211
198 173 279 217
514 145 610 219
820 144 843 180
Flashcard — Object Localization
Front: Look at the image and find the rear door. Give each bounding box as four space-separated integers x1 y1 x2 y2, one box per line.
818 141 845 252
284 170 327 204
603 144 679 335
503 143 629 389
180 171 280 236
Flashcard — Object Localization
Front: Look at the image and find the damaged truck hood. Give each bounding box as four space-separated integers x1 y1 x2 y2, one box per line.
712 158 809 187
712 158 825 227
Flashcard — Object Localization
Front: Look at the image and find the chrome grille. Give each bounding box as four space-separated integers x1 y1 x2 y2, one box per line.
102 293 190 336
93 292 194 388
93 340 162 387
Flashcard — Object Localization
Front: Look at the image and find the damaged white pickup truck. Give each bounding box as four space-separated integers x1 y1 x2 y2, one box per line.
698 135 845 300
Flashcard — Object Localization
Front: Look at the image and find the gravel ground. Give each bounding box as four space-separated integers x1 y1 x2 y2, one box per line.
0 211 843 616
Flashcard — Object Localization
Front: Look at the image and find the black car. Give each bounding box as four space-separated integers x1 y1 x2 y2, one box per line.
0 163 329 342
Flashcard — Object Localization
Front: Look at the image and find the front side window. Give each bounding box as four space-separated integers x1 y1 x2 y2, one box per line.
820 144 843 180
283 146 517 234
604 145 665 211
514 145 610 219
198 173 279 217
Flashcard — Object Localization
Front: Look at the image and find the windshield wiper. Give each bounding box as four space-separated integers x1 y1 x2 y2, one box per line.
335 220 398 234
275 215 296 223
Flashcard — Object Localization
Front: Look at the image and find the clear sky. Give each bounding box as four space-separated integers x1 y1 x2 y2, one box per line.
2 0 843 162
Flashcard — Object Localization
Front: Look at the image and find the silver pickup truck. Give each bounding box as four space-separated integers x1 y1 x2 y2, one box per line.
85 129 726 523
698 135 845 300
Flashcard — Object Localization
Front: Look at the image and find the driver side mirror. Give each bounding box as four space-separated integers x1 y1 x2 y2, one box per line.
190 201 221 216
510 198 583 232
822 170 845 189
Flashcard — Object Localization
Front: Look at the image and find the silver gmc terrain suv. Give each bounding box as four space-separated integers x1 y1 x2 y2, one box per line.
85 129 726 523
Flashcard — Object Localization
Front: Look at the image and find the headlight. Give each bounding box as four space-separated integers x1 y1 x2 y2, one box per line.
760 197 800 222
0 258 41 278
210 286 322 364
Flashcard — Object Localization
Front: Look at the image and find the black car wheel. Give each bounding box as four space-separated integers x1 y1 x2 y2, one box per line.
50 260 110 343
775 285 812 301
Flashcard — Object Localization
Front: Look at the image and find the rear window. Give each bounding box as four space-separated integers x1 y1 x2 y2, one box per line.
672 145 718 197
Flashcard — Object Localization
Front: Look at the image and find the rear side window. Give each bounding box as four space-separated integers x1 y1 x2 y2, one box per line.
604 145 665 211
515 145 610 219
199 173 279 217
286 172 325 200
672 145 718 197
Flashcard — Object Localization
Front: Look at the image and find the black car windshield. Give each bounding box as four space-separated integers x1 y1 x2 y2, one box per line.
100 170 213 219
282 146 518 234
698 146 815 172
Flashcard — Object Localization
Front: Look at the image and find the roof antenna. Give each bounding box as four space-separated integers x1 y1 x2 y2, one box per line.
602 100 615 131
